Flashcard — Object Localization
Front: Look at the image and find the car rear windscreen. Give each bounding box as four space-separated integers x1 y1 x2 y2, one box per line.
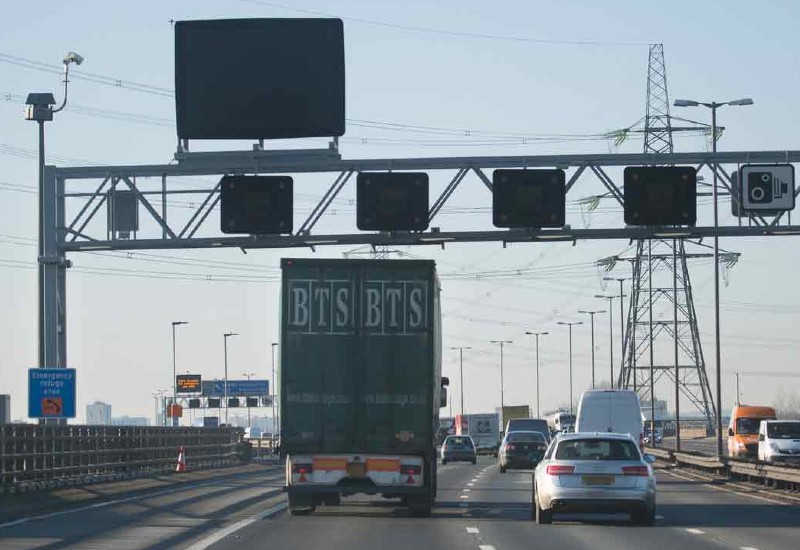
555 439 640 461
446 437 473 448
507 432 545 443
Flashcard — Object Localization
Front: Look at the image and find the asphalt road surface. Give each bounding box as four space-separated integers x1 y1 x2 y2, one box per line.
1 457 799 550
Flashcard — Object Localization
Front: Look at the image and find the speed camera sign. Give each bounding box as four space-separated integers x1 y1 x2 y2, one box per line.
739 164 796 211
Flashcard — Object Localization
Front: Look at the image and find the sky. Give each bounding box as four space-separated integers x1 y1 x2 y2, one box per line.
1 0 799 424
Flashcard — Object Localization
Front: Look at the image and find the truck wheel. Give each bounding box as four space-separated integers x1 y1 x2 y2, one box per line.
500 465 507 473
323 493 341 506
408 496 433 517
288 493 316 516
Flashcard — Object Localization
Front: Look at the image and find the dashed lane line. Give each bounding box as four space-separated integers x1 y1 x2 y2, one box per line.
459 495 470 499
478 546 496 550
685 528 706 535
184 502 287 550
466 527 479 534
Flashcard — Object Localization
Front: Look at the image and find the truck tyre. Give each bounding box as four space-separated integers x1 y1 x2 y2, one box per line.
288 493 316 516
323 493 341 506
408 496 433 517
534 489 551 525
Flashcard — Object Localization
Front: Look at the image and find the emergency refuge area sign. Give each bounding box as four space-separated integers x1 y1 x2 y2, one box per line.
28 368 76 418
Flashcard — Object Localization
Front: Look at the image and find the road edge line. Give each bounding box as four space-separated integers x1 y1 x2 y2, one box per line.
184 501 288 550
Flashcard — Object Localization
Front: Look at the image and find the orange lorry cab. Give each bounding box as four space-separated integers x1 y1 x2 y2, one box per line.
728 405 776 458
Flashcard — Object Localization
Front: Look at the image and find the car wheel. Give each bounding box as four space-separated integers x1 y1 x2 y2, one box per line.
471 459 477 465
442 458 447 465
499 465 506 473
534 488 551 524
632 504 655 526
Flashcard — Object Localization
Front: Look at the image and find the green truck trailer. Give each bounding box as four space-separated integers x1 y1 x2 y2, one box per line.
280 258 446 516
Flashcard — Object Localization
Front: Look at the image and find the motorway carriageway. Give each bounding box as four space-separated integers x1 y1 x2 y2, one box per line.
0 457 799 550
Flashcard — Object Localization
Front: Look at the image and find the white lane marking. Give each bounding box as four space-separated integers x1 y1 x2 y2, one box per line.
656 515 664 520
685 528 706 535
479 546 496 550
740 547 760 550
185 502 287 550
463 489 471 493
459 495 470 499
467 482 475 487
466 527 479 534
665 470 793 506
0 473 281 530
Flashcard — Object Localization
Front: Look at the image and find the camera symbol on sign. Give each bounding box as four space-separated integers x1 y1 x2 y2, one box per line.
747 171 789 204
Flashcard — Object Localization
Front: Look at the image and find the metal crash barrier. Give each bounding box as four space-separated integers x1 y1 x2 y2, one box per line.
0 425 245 493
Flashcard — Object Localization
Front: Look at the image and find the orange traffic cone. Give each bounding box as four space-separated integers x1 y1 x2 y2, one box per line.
175 446 186 473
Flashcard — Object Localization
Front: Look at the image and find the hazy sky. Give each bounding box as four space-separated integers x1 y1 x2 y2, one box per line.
1 0 799 423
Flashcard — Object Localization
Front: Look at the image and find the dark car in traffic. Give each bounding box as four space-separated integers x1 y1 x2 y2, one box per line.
441 435 477 464
498 430 548 473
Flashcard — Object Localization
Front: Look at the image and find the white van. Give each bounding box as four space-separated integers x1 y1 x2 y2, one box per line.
575 390 644 448
758 420 800 464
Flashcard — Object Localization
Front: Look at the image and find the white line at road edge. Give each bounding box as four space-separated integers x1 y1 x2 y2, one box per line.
740 547 760 550
185 502 288 550
0 474 284 530
665 470 794 506
685 528 706 535
478 546 496 550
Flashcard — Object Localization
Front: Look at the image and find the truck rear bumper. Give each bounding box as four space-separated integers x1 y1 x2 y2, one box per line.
285 485 430 495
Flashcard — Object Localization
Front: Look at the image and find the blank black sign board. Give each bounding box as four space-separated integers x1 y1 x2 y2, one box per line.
228 398 241 408
492 169 566 228
175 18 345 140
208 398 221 408
246 397 259 407
188 399 201 409
624 167 697 226
357 172 429 231
220 175 293 234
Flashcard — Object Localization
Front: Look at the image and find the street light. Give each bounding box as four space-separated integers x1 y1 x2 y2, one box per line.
170 321 189 426
223 332 239 425
489 340 513 416
603 277 628 379
579 310 605 389
243 371 257 427
26 52 83 371
450 347 472 417
595 294 624 388
271 342 278 442
524 332 549 418
674 96 754 458
557 322 583 414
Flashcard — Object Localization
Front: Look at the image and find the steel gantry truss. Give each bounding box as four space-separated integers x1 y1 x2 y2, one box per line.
39 148 800 372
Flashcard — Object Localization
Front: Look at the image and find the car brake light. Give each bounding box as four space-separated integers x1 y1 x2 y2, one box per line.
292 463 313 474
622 465 649 476
400 464 421 475
546 465 575 475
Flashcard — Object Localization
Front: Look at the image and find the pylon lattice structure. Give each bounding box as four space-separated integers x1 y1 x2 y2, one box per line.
615 44 718 425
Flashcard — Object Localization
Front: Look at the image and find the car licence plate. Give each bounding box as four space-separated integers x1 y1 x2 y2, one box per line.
347 462 367 477
582 475 614 486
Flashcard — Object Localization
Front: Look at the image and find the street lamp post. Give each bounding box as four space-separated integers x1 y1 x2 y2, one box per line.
603 277 628 385
489 340 513 417
595 294 624 388
579 310 605 389
674 96 754 458
557 322 583 414
450 347 472 417
170 321 189 427
524 332 549 418
223 332 238 425
271 342 278 442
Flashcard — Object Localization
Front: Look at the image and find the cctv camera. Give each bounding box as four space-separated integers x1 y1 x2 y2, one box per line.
63 52 84 65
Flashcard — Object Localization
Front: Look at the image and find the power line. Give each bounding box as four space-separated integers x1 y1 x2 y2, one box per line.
235 0 652 46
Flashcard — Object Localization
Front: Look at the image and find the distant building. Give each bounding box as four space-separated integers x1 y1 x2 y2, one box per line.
111 416 149 426
86 401 112 425
0 394 10 425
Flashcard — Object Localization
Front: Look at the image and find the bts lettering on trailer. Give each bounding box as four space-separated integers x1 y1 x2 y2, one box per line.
288 279 428 335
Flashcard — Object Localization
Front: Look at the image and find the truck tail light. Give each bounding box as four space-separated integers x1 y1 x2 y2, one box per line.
400 464 421 475
546 465 574 475
292 463 313 475
622 465 650 476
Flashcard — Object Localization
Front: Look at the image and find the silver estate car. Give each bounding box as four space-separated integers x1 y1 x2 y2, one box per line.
532 432 657 525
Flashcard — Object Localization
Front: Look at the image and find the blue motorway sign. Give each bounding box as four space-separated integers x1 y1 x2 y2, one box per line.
28 368 76 418
201 379 269 397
